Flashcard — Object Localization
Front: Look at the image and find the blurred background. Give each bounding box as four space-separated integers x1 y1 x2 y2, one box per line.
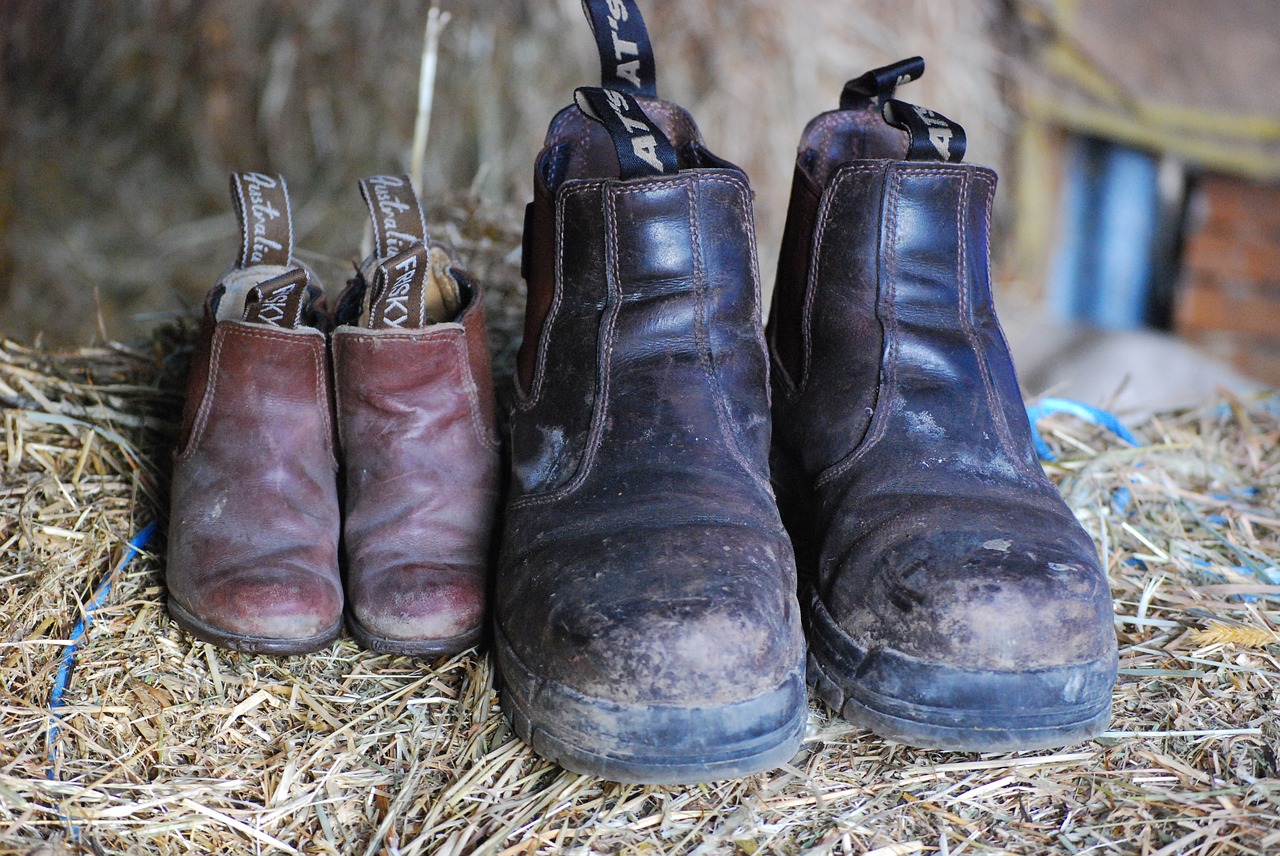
2 0 1278 411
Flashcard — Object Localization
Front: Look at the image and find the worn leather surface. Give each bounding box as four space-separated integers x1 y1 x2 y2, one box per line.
499 106 804 710
333 275 499 645
770 157 1117 677
168 293 342 642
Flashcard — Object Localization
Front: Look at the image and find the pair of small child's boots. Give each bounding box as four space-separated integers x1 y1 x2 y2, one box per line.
167 0 1118 786
167 173 498 656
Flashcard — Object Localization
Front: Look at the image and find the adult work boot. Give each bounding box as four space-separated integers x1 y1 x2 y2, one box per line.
768 59 1117 751
331 175 499 655
495 0 806 784
168 172 343 654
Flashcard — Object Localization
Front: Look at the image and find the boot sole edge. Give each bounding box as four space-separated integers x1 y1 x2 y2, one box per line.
807 648 1112 753
806 590 1116 752
167 597 343 655
345 611 485 656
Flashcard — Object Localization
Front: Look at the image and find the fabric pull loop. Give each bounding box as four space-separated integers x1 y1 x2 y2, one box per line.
883 100 967 163
243 268 313 328
839 56 925 110
358 174 429 262
574 86 678 179
580 0 658 98
229 172 293 268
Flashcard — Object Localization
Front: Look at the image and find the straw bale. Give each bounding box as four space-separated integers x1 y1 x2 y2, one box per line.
0 0 1011 347
3 220 1279 851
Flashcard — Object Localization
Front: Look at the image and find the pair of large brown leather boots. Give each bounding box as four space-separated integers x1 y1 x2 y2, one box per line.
493 2 1116 783
167 173 498 656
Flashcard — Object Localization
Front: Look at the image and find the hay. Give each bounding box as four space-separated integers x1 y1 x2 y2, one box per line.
1 0 1012 347
3 208 1280 852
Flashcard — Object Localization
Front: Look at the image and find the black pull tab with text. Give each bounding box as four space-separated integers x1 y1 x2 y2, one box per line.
839 56 925 110
581 0 658 98
883 100 966 163
838 56 966 163
574 86 678 179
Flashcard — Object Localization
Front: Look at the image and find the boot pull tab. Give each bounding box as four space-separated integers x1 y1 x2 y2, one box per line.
839 56 925 109
580 0 658 98
574 86 678 179
243 268 315 328
368 243 462 329
838 57 966 163
229 172 293 268
357 174 429 262
882 100 967 163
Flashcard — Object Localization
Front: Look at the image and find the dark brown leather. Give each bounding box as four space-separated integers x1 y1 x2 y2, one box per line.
167 292 343 652
333 270 498 654
496 99 806 782
769 108 1117 750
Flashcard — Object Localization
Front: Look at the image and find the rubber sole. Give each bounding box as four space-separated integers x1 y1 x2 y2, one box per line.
805 588 1115 752
495 623 808 784
167 596 343 655
345 610 484 656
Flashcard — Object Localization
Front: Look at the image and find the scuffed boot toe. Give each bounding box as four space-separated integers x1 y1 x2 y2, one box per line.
808 518 1117 752
497 528 807 784
346 566 485 655
168 565 344 655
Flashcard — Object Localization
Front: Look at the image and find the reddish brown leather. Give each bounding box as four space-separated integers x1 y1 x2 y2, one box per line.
332 276 499 650
167 311 343 647
175 289 221 453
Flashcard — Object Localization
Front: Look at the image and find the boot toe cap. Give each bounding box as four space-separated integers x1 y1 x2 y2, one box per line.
839 527 1114 669
500 524 804 705
347 565 485 648
171 563 343 648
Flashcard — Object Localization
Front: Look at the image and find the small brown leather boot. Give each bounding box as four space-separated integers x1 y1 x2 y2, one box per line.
768 59 1117 751
331 175 499 655
495 0 806 784
167 172 343 654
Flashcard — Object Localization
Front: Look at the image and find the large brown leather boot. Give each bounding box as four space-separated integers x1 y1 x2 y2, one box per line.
331 175 498 655
168 173 343 654
495 0 806 783
768 59 1117 751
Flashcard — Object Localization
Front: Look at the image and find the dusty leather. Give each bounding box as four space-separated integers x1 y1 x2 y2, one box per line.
769 122 1117 732
333 271 498 650
498 101 805 739
168 287 343 647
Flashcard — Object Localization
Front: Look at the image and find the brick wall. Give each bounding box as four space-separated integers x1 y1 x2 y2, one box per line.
1176 174 1280 385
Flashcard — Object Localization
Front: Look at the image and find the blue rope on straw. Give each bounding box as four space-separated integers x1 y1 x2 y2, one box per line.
1025 397 1140 462
47 520 158 780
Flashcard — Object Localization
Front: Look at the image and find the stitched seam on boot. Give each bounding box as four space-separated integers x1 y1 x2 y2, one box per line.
513 183 587 410
957 172 1006 471
178 324 331 465
818 165 1011 488
816 168 901 489
688 177 774 495
800 162 880 394
332 335 350 456
176 324 226 461
973 172 1036 475
512 184 622 508
313 334 338 470
451 335 502 451
335 331 499 454
955 171 1004 467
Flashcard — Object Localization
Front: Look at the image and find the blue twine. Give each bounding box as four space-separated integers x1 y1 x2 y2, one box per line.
47 521 157 780
1026 397 1140 461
